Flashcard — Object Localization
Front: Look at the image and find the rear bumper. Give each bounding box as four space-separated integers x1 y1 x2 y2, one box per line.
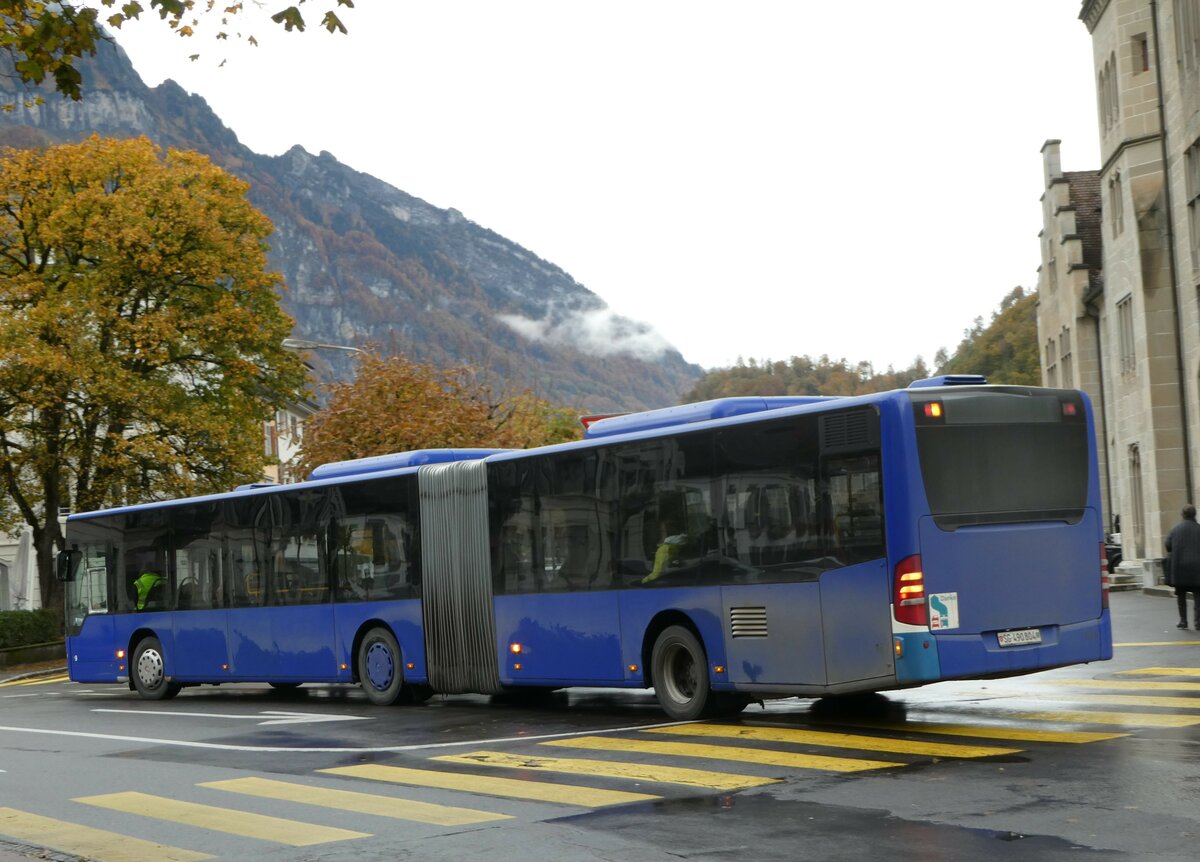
933 610 1113 680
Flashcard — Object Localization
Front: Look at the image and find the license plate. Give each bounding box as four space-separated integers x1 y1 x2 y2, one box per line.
997 628 1042 647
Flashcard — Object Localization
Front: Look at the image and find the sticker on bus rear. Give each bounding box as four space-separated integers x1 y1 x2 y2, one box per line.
928 592 959 630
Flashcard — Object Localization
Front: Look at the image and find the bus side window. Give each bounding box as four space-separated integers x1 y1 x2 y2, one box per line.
822 454 884 564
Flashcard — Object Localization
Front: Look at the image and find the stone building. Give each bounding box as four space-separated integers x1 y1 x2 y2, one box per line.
1038 0 1200 568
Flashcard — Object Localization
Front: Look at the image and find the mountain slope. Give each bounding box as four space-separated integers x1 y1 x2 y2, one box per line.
0 42 701 411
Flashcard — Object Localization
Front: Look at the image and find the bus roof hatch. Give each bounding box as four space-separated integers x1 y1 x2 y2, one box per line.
584 396 838 439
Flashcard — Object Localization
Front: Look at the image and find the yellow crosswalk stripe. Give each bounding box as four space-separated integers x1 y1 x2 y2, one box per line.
320 764 659 807
200 777 510 826
544 735 900 772
75 791 370 846
0 807 211 862
1034 692 1200 709
436 750 777 791
822 718 1124 744
643 723 1022 758
1116 667 1200 676
1040 679 1200 692
1013 710 1200 727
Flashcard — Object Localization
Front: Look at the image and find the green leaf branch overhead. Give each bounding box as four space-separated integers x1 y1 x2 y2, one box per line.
0 1 357 103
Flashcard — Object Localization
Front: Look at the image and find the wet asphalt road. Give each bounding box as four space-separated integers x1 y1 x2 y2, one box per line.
1 589 1199 861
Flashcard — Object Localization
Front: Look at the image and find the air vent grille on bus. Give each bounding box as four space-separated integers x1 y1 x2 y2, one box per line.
730 607 769 638
819 410 873 451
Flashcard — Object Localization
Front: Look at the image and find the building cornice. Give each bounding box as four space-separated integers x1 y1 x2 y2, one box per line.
1099 133 1162 177
1079 0 1111 34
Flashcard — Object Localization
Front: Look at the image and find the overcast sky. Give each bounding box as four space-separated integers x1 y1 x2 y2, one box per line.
110 1 1101 372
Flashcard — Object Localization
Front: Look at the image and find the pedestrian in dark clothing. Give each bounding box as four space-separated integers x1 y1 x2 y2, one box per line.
1164 504 1200 630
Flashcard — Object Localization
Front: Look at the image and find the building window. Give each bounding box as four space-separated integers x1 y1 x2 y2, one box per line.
1177 0 1200 75
263 420 278 458
1117 295 1136 374
1133 33 1150 73
1060 327 1074 388
1047 238 1058 292
1045 339 1058 387
1109 173 1125 237
1187 138 1200 272
1099 53 1121 131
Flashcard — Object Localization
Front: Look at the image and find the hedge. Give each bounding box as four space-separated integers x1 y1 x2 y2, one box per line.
0 609 60 650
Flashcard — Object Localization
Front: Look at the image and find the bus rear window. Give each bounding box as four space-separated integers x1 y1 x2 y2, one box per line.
911 389 1089 529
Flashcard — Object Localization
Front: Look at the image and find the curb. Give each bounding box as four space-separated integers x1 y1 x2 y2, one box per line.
0 666 67 685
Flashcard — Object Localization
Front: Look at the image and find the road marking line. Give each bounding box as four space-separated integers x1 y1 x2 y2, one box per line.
1114 641 1200 647
544 735 900 772
92 708 372 726
1039 679 1200 692
200 777 510 826
436 750 777 791
819 718 1124 744
1029 692 1200 709
1115 667 1200 676
320 764 659 807
1012 710 1200 727
0 718 699 754
0 807 211 862
643 723 1022 758
75 791 370 846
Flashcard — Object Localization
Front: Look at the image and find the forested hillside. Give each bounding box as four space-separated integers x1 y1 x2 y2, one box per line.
684 287 1039 400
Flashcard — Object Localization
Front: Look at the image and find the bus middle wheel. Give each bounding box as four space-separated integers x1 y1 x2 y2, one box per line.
357 626 404 705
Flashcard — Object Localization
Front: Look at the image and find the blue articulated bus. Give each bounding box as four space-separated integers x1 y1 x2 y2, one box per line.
57 375 1112 719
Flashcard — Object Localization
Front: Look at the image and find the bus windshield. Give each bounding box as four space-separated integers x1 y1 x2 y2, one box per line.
911 387 1089 529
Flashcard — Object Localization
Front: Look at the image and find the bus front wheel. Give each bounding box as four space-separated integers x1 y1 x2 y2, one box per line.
131 636 181 701
357 626 404 705
651 625 712 720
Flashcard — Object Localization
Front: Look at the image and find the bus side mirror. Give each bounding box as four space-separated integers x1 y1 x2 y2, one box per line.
56 549 81 582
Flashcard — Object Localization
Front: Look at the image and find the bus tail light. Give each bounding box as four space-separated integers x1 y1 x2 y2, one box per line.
1100 542 1110 609
894 555 927 626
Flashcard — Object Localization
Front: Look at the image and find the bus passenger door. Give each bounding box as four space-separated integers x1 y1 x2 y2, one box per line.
171 533 230 680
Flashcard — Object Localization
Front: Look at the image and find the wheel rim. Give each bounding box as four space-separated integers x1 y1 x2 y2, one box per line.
364 640 395 691
661 642 697 704
137 646 164 691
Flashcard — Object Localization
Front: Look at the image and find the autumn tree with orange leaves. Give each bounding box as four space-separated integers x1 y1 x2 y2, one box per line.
0 134 308 617
297 351 580 478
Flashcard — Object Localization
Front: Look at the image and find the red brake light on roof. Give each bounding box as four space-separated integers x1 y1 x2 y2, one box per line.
1063 403 1078 416
579 413 627 430
924 402 943 419
894 554 928 626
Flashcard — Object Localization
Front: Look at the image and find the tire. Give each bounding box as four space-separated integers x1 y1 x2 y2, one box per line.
651 625 712 720
131 636 181 701
357 626 404 705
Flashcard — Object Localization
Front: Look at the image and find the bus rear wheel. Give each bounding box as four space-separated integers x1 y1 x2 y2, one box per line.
357 626 404 705
651 625 712 720
131 636 181 701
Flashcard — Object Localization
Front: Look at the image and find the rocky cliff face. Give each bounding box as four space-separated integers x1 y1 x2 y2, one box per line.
0 43 701 411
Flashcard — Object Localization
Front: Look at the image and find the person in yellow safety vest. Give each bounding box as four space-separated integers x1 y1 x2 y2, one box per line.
134 571 163 611
642 515 687 584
